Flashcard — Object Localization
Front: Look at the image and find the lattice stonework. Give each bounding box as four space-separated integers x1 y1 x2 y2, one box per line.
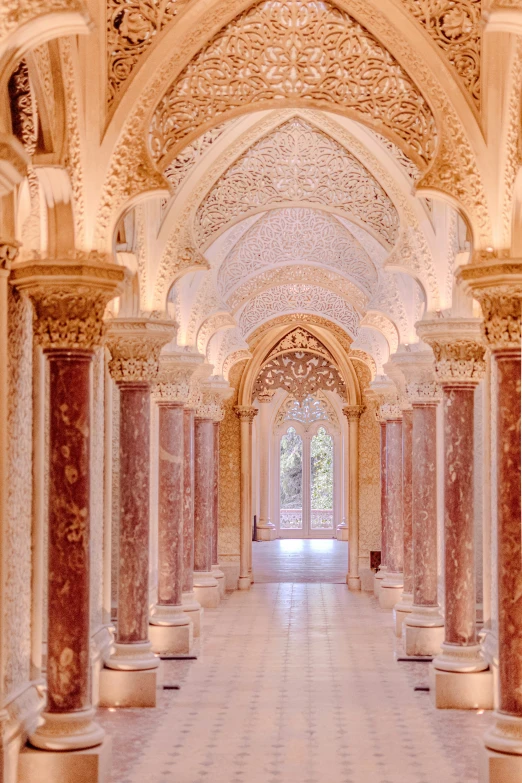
194 119 400 248
398 0 481 106
149 0 437 166
107 0 190 108
164 122 228 196
254 352 347 402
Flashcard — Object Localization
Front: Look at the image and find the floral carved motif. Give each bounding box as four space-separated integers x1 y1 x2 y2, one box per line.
343 404 365 422
153 352 200 404
276 391 339 432
149 0 436 166
194 119 400 248
107 0 190 108
106 318 176 383
238 284 360 338
416 317 486 384
219 208 377 301
222 349 251 381
398 0 481 105
254 350 346 403
0 240 21 271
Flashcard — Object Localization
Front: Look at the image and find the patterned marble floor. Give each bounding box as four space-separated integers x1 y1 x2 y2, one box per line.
252 538 348 583
98 584 490 783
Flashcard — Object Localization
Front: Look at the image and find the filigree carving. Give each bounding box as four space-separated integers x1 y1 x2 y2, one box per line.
149 0 436 166
220 208 377 301
106 317 176 383
0 0 83 40
360 312 400 354
8 59 37 156
247 313 353 355
254 350 347 403
207 327 249 378
153 351 200 403
416 318 486 384
107 0 190 108
238 284 360 338
59 39 85 247
371 130 420 183
392 349 441 404
351 327 389 375
276 391 339 432
194 119 399 247
266 327 334 363
10 254 125 351
197 313 235 355
164 122 228 195
398 0 481 105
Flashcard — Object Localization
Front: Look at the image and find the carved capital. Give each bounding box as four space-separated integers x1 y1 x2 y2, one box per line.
106 317 176 384
379 401 402 421
195 381 233 421
234 405 259 424
10 254 125 351
389 349 441 405
416 318 486 386
457 260 522 351
343 405 364 422
0 239 21 271
153 351 202 404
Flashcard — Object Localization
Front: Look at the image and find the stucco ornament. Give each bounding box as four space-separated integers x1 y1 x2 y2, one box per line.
149 0 436 166
275 391 340 432
194 119 400 248
163 122 229 196
391 348 441 404
416 317 486 384
153 350 202 403
196 381 233 421
219 208 377 301
106 317 176 383
10 254 126 351
254 350 347 403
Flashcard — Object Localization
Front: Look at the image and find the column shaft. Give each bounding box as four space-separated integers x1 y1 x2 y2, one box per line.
157 404 184 608
345 406 363 590
236 407 257 589
183 409 195 594
402 410 413 596
194 418 214 574
380 414 404 609
374 421 387 597
411 403 438 609
212 422 219 567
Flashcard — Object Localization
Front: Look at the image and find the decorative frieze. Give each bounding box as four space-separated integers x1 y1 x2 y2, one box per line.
106 317 176 383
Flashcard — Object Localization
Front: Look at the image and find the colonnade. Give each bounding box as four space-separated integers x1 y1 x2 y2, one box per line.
372 261 522 781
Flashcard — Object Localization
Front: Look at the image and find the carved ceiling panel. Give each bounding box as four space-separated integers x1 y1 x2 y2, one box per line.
238 284 360 338
397 0 481 106
163 122 228 197
218 208 378 300
149 0 437 166
254 350 347 402
194 119 400 247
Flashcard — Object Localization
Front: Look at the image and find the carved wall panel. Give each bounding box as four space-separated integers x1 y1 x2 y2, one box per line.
254 350 347 402
219 208 377 300
149 0 437 166
239 284 360 338
194 119 400 247
248 312 353 355
4 288 33 692
265 327 336 365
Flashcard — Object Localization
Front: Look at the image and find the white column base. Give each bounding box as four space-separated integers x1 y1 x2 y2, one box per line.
149 607 193 655
404 607 444 656
193 572 220 608
379 574 404 610
373 568 385 598
429 665 493 709
28 708 104 751
433 642 489 673
212 565 226 598
19 736 112 783
347 575 361 591
393 594 413 637
336 523 349 541
105 641 159 672
480 747 522 783
182 591 203 637
99 665 162 708
485 712 522 756
256 523 277 541
238 576 251 590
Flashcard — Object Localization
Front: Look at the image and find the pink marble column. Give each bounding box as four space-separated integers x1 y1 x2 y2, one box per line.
374 420 387 597
11 256 124 750
380 405 404 610
193 416 220 608
393 407 413 634
211 421 226 597
181 407 203 633
458 261 522 767
149 401 192 652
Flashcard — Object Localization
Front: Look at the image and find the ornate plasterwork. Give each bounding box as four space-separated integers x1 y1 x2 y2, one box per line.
219 208 377 300
254 350 346 402
234 405 258 423
265 327 336 364
107 0 190 109
163 122 228 196
59 38 86 247
222 349 251 381
248 313 353 355
416 317 486 384
370 131 420 183
386 227 439 306
360 312 400 354
275 391 340 432
196 384 231 421
8 59 37 156
351 327 389 375
398 0 481 106
0 0 84 41
238 284 360 338
197 312 235 354
207 327 249 378
106 318 176 383
153 351 200 403
194 119 400 247
149 0 436 166
367 272 411 342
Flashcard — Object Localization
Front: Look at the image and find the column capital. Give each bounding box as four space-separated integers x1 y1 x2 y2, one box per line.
416 317 486 386
457 258 522 351
153 350 204 405
379 401 403 421
196 381 232 421
342 404 364 422
106 317 176 384
389 348 441 406
10 253 125 351
234 405 258 423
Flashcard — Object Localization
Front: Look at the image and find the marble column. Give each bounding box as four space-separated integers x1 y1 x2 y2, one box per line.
235 406 258 590
256 401 277 541
393 406 414 635
211 421 226 597
379 403 404 610
399 352 444 656
11 255 124 755
181 406 203 634
458 260 522 779
374 419 387 597
420 318 493 708
104 318 175 707
343 405 364 590
193 413 219 608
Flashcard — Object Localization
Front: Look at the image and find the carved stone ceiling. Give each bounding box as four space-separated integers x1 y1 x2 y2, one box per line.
193 118 400 248
217 208 378 301
148 0 437 166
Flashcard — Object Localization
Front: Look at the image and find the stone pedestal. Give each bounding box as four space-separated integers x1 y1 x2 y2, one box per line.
235 406 258 590
429 666 493 710
182 591 203 636
458 260 522 778
336 522 349 541
18 738 112 783
344 406 364 590
380 407 403 610
99 666 162 708
11 255 125 756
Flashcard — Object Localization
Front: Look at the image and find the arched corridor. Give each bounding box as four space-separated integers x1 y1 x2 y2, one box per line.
1 1 522 781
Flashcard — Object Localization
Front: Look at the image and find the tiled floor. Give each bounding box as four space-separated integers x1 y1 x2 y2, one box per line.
98 582 490 783
252 538 348 583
